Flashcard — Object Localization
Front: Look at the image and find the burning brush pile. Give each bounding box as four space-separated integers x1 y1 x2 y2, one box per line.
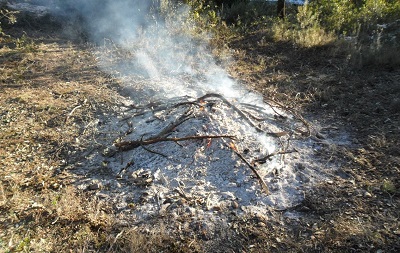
76 88 329 223
48 0 340 226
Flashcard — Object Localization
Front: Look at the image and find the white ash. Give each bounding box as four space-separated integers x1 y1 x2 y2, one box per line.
73 92 350 226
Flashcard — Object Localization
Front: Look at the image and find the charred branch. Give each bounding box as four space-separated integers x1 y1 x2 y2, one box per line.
197 93 288 138
115 135 236 151
113 93 313 195
231 146 270 195
253 149 298 164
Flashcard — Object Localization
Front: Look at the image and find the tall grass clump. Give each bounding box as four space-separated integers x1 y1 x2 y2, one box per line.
271 3 335 48
267 0 400 67
307 0 400 67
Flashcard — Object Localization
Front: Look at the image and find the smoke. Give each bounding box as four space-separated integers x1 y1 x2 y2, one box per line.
48 0 256 102
31 1 326 210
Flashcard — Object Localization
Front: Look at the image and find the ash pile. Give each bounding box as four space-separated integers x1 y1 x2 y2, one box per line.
77 91 330 223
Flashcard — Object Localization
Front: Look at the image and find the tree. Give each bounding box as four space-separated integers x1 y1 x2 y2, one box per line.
277 0 285 19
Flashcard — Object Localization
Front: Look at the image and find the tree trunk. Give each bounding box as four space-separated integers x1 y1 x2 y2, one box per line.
277 0 285 19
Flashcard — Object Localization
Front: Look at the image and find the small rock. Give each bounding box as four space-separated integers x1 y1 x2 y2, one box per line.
258 222 266 227
31 202 44 209
231 201 239 209
364 191 372 198
87 181 102 190
102 146 117 157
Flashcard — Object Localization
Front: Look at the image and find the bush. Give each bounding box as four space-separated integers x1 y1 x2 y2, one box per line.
308 0 400 35
271 4 335 48
271 0 400 67
0 8 17 38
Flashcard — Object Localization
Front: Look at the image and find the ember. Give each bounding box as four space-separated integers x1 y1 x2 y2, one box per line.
228 142 237 152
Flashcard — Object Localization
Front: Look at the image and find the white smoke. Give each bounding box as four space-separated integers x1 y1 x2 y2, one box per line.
34 0 337 212
51 0 251 101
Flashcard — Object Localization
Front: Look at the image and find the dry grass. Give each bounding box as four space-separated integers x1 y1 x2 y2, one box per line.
271 20 335 48
0 35 122 252
226 20 400 252
0 27 205 252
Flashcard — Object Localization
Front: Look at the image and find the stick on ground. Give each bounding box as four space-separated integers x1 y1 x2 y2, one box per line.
231 147 270 195
115 135 236 151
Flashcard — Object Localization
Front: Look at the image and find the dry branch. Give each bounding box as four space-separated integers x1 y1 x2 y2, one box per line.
65 104 82 123
253 149 298 164
265 97 313 137
115 135 236 151
155 109 193 138
198 93 288 138
231 147 270 195
114 93 299 194
140 144 169 159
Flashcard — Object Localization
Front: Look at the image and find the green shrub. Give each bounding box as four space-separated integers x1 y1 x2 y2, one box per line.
0 8 17 38
270 0 400 67
271 4 335 48
308 0 400 35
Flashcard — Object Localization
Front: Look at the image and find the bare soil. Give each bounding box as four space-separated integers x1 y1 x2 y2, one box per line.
1 17 399 253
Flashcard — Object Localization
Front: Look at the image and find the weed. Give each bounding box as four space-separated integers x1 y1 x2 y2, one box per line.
15 237 31 252
15 33 38 52
382 179 396 194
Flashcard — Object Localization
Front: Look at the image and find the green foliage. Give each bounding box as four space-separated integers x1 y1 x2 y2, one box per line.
308 0 400 35
272 4 335 48
382 179 397 194
15 237 31 252
268 0 400 67
14 33 38 52
183 0 221 28
181 0 276 28
220 0 275 25
0 8 18 37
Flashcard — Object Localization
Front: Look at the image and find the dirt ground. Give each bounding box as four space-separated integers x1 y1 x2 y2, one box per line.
1 12 399 253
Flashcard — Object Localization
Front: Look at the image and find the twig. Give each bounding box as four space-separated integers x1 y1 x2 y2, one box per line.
117 160 134 177
116 135 236 151
260 100 289 120
107 230 125 253
240 103 287 121
65 105 82 123
140 144 169 159
266 97 313 137
198 93 287 138
155 109 193 138
253 149 298 164
231 148 270 195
